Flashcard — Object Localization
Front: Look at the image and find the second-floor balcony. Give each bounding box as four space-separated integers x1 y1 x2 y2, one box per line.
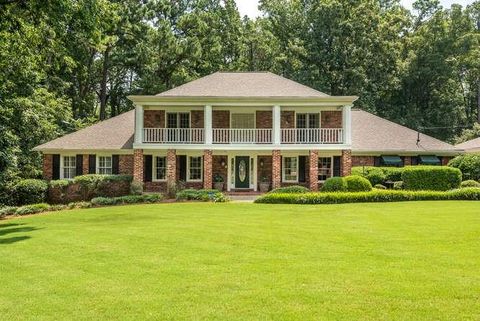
142 127 344 144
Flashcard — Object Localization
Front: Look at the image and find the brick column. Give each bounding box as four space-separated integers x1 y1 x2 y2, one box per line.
82 154 89 174
341 149 352 176
43 154 53 180
272 150 281 189
133 149 144 182
203 150 213 189
166 149 177 192
441 156 451 166
309 150 319 191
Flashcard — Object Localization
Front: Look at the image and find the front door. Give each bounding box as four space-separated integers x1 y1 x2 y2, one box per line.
235 156 250 188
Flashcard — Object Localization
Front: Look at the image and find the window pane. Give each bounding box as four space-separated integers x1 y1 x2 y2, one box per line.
283 157 298 181
231 113 254 129
156 157 166 180
167 113 178 128
189 156 202 180
309 114 319 128
318 157 332 181
296 114 306 128
179 113 190 128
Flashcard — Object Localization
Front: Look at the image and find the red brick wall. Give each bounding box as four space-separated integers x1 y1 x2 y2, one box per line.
352 156 375 167
321 111 342 128
203 150 213 189
119 155 134 175
213 155 228 183
191 110 204 128
309 150 319 191
441 156 452 166
256 111 272 128
341 150 352 176
213 110 229 128
43 154 53 180
272 150 281 189
167 149 176 189
281 111 295 128
133 149 143 182
144 110 165 128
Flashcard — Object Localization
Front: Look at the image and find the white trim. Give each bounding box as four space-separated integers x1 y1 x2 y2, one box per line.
134 105 143 144
205 105 212 144
97 155 113 175
152 155 167 182
273 105 281 144
187 155 203 182
60 154 77 180
282 156 299 183
134 143 351 151
343 105 352 145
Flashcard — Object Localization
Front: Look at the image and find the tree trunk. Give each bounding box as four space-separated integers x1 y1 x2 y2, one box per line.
99 46 111 121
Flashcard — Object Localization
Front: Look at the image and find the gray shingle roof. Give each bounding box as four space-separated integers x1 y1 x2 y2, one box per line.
351 110 458 153
455 137 480 152
156 72 330 97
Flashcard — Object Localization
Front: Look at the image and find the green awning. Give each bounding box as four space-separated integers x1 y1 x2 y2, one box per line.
419 155 441 165
381 155 403 165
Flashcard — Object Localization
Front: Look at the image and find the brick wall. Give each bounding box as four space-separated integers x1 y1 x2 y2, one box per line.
441 156 452 166
341 150 352 176
119 155 134 175
281 111 295 128
213 110 229 128
203 150 213 189
144 182 167 193
272 150 281 189
213 155 228 183
43 154 53 180
167 149 176 192
133 149 143 182
144 110 165 128
82 154 89 174
321 111 342 128
352 156 375 167
191 110 204 128
256 111 272 128
309 150 319 191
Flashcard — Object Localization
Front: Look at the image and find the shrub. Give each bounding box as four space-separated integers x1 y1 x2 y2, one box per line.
176 189 228 202
374 184 387 190
91 194 163 206
67 201 92 209
460 180 480 188
344 175 372 192
14 179 48 205
50 204 68 211
0 206 17 218
321 177 347 192
352 166 403 183
269 185 309 194
254 188 480 204
402 166 461 191
130 181 144 195
365 168 386 186
448 154 480 181
15 203 50 215
393 181 404 190
90 197 116 206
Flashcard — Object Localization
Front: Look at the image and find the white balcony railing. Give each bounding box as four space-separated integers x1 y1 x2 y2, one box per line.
281 128 343 144
213 129 272 144
143 128 204 144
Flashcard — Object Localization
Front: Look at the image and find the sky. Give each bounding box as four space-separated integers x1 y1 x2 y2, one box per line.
237 0 476 18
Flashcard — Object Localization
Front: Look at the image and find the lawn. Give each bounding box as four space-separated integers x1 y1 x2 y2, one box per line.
1 202 479 321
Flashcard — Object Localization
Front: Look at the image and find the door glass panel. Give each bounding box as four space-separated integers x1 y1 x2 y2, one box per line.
239 160 246 182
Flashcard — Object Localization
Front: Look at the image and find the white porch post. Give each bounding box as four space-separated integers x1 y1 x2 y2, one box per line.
273 105 281 145
343 105 352 145
205 105 212 145
134 105 144 144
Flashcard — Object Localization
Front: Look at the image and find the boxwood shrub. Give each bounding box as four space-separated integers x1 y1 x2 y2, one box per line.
402 166 461 191
268 185 309 194
90 194 163 206
15 203 51 215
14 179 49 205
254 188 480 204
448 153 480 181
176 189 229 202
344 175 372 192
460 180 480 188
352 166 403 183
321 177 347 192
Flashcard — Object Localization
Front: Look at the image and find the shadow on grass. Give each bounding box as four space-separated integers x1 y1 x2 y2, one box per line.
0 223 40 245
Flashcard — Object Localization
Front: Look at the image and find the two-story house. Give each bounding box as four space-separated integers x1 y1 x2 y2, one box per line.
34 72 461 192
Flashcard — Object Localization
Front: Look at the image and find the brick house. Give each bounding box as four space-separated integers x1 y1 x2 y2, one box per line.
34 72 462 192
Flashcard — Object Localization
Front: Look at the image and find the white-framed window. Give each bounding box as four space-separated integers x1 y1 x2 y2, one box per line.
282 156 298 182
98 156 112 175
231 113 255 129
188 156 202 181
154 156 167 181
167 112 190 128
62 156 76 179
318 157 333 181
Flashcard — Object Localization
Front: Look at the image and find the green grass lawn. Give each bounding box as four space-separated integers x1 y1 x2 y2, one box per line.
1 201 479 321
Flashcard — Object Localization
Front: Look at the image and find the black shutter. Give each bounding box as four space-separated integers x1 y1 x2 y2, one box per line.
76 155 83 176
411 156 418 165
298 156 306 183
144 155 152 182
333 156 341 177
112 155 120 174
52 154 60 180
88 155 96 174
179 155 187 181
374 156 381 167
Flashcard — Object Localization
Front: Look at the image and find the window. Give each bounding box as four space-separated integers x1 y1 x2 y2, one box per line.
188 156 202 181
167 113 190 128
97 156 112 175
231 113 255 129
63 156 76 179
318 157 332 181
296 113 319 128
155 156 167 181
283 157 298 182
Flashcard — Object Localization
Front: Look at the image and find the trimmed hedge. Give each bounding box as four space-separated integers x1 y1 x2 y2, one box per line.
176 189 229 202
91 194 163 206
254 188 480 204
268 185 309 194
321 177 347 192
352 166 403 183
402 166 461 191
460 180 480 188
13 179 48 205
448 154 480 181
344 175 372 192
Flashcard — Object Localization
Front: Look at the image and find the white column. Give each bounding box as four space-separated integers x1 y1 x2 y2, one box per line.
204 105 212 145
343 105 352 145
273 105 281 145
134 105 144 144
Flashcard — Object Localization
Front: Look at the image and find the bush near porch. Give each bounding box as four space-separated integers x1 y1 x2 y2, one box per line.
448 153 480 181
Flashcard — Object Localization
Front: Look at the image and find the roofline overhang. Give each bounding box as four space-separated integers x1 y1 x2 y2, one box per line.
352 149 464 156
128 95 359 107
